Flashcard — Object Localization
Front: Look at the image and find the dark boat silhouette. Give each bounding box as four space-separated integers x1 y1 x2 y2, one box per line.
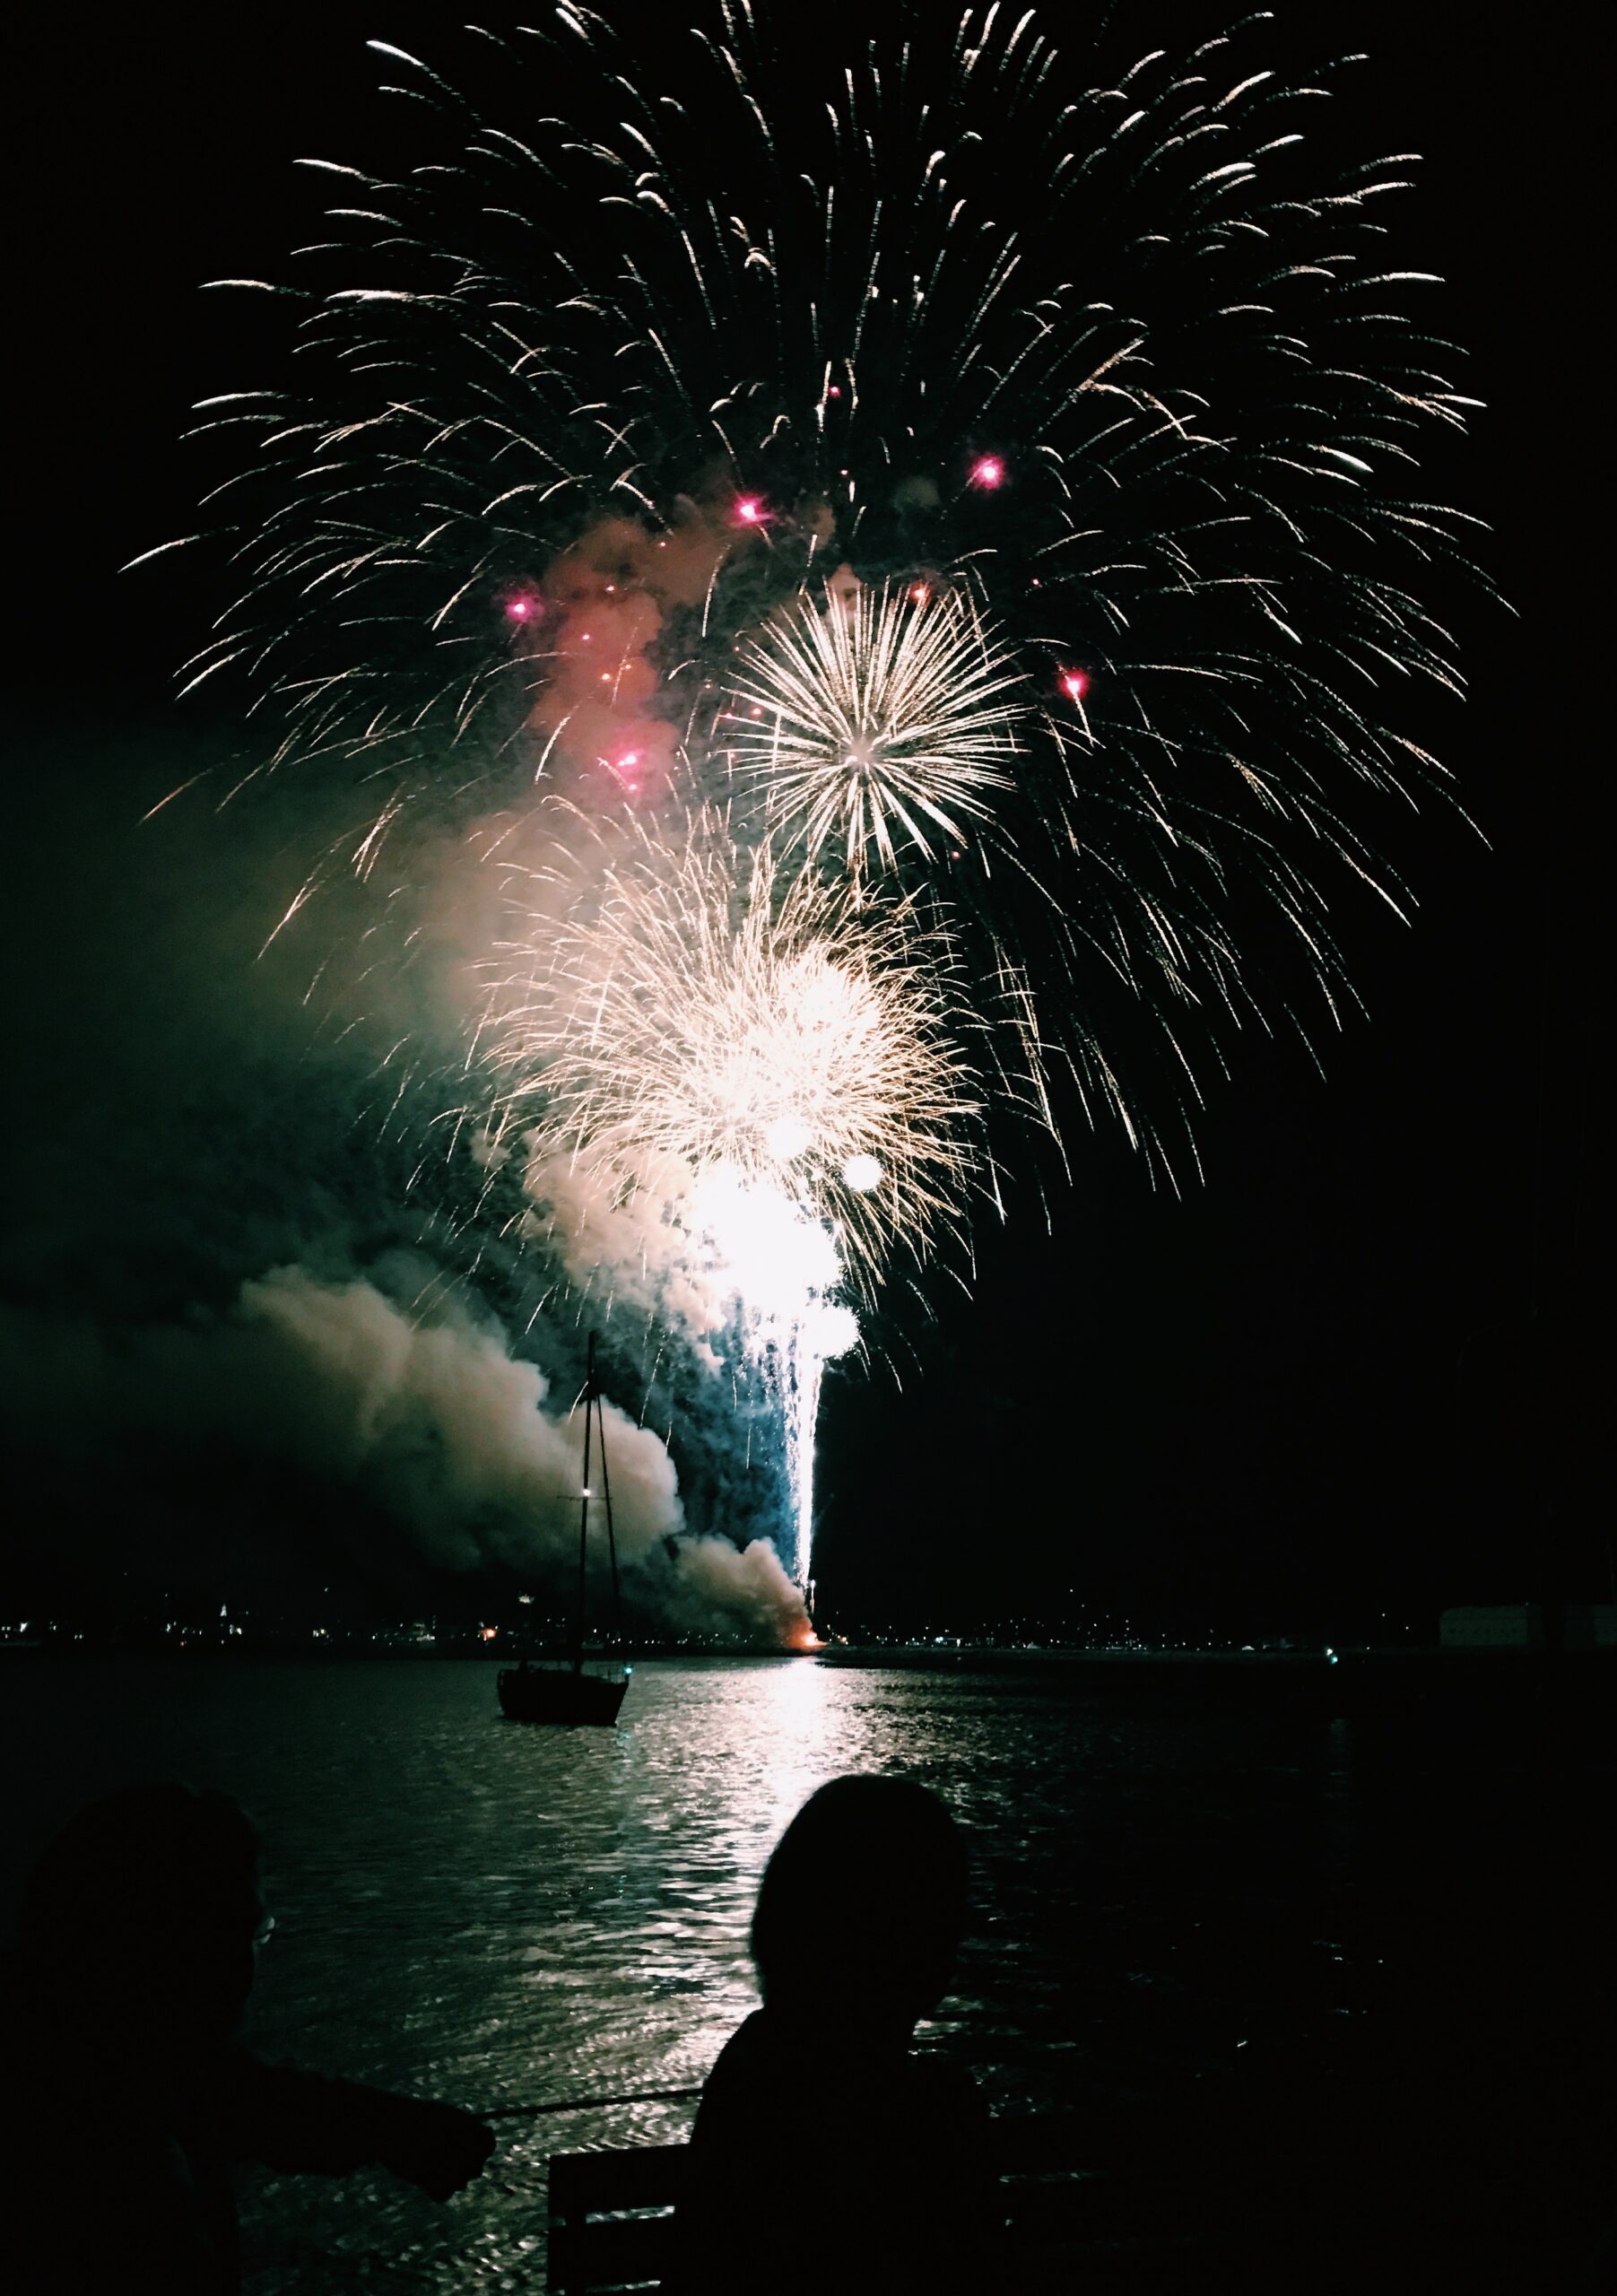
498 1658 629 1726
498 1335 630 1726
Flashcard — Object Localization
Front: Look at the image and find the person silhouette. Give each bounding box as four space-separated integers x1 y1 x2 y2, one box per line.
0 1781 494 2293
677 1774 999 2293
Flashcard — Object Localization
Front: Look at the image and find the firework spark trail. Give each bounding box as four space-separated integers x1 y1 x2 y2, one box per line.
152 5 1484 1597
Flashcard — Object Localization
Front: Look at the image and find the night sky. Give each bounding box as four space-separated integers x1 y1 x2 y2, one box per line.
4 3 1600 1639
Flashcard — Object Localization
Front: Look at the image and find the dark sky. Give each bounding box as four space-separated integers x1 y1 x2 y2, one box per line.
4 4 1601 1637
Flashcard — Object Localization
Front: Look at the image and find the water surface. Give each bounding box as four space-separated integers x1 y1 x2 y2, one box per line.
0 1656 1404 2291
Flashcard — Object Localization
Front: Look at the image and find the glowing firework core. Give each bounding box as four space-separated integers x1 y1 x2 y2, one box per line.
766 1114 814 1162
489 815 976 1287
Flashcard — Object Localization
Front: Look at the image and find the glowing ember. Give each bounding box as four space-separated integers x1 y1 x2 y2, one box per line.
1060 669 1089 701
969 455 1004 490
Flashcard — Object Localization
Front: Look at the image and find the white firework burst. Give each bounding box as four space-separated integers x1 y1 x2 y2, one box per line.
720 582 1028 875
482 806 984 1293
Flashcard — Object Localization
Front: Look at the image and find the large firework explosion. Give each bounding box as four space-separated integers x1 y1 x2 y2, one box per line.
152 4 1481 1590
482 808 981 1293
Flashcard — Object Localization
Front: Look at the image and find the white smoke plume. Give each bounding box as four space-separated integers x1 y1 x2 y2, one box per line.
517 1144 733 1355
0 1267 811 1646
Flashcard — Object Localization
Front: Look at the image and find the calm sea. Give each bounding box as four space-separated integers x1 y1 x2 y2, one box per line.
0 1654 1531 2291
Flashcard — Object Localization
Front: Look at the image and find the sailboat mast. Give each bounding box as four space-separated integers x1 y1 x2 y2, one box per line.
576 1334 595 1674
597 1361 622 1637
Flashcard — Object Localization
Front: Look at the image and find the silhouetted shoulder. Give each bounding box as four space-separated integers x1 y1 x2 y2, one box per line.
689 2007 787 2128
685 2010 997 2292
695 2009 989 2145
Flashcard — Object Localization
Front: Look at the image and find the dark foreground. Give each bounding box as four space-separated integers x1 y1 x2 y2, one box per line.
0 1655 1611 2290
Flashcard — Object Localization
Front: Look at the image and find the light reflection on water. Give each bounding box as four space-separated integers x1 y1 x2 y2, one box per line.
0 1657 1358 2292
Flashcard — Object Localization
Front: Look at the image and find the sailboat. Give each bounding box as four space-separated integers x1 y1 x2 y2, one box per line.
497 1334 631 1726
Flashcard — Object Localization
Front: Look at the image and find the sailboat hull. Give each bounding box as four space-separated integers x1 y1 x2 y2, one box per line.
497 1665 630 1726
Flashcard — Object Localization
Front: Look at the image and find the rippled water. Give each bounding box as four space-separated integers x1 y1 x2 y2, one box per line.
1 1657 1370 2291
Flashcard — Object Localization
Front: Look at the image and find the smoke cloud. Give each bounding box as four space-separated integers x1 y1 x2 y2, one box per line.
0 1264 811 1644
518 505 735 804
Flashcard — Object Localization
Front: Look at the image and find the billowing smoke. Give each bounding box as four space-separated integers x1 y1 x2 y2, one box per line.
144 1266 679 1576
517 1146 735 1361
0 1261 811 1644
439 767 901 1587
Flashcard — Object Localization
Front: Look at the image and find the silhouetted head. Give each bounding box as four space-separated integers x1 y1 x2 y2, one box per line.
751 1776 969 2033
18 1784 265 2058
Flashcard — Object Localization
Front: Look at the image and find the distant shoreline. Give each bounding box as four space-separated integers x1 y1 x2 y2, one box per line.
6 1638 1613 1676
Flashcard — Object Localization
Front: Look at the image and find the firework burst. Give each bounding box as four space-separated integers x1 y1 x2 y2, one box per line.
720 581 1025 875
482 806 983 1299
159 3 1482 1169
149 4 1485 1595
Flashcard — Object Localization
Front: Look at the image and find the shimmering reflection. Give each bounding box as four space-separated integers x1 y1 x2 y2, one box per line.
0 1657 1362 2293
